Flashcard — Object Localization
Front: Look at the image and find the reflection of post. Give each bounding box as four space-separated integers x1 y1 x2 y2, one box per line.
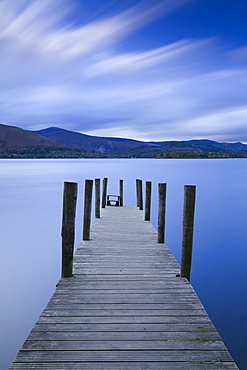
138 179 143 210
61 182 78 278
136 179 140 207
95 178 100 218
83 179 93 241
145 181 152 221
158 183 167 243
102 177 108 208
181 185 196 281
119 179 123 206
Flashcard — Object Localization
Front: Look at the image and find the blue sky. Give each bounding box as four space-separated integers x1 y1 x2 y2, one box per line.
0 0 247 142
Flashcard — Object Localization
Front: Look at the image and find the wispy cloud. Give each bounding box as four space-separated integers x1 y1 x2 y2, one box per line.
180 107 247 142
1 0 191 59
0 0 247 141
85 39 200 76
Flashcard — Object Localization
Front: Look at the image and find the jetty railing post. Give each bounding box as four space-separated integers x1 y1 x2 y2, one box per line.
158 183 167 243
136 179 140 207
138 179 143 210
180 185 196 281
83 179 93 240
102 177 108 208
145 181 152 221
61 181 78 278
95 178 100 218
119 179 123 206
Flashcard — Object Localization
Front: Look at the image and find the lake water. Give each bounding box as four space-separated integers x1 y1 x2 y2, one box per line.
0 158 247 369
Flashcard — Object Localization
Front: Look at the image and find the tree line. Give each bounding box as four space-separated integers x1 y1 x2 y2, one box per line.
1 145 247 159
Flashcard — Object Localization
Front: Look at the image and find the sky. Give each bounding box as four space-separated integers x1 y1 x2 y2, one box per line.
0 0 247 142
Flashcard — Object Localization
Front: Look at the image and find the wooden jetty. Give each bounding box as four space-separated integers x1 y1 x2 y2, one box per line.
10 206 238 369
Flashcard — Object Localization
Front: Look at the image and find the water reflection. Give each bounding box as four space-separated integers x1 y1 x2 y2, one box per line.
0 159 246 369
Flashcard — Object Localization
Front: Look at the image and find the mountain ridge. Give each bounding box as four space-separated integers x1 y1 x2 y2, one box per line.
0 123 65 149
30 127 157 153
31 126 247 153
1 123 247 158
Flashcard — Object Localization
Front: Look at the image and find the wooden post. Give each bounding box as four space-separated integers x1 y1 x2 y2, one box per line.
145 181 152 221
83 179 93 240
181 185 196 281
61 182 78 278
95 178 100 218
138 179 143 210
158 183 167 243
136 179 140 207
102 177 108 208
119 179 123 206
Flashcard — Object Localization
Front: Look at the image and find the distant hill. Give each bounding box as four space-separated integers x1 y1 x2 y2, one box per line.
0 123 65 150
186 139 247 151
31 126 247 153
30 127 155 153
127 140 234 158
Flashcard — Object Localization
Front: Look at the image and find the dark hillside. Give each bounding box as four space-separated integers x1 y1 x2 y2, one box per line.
187 139 247 151
0 124 64 150
31 127 156 153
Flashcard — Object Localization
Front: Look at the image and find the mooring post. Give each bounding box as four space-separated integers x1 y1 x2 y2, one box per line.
61 181 78 278
180 185 196 281
102 177 108 208
138 179 143 210
136 179 140 207
95 178 100 218
83 179 93 240
145 181 152 221
158 183 167 243
119 179 123 206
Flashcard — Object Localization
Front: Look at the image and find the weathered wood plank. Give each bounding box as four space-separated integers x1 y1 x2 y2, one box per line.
41 309 208 317
60 275 187 280
73 268 181 275
11 350 234 362
73 261 178 266
74 251 176 256
30 323 217 332
44 302 206 311
36 315 212 324
55 281 195 289
21 340 227 351
9 362 239 370
26 330 222 341
48 297 200 305
52 289 199 295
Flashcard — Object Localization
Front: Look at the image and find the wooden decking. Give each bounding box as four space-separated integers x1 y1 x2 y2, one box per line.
10 206 238 369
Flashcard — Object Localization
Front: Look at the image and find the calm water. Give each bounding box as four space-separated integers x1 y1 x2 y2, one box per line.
0 158 247 369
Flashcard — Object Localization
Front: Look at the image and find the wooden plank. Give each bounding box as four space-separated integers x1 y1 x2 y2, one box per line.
21 340 227 351
48 295 201 304
41 309 208 317
58 273 187 278
36 315 212 324
72 268 181 275
26 331 222 341
48 295 203 304
9 362 239 370
44 302 206 311
52 288 199 295
30 323 217 332
55 281 195 289
73 258 179 263
77 247 173 252
11 350 234 362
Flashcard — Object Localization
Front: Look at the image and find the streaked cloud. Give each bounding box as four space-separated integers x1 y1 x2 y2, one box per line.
85 39 200 76
0 0 247 142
